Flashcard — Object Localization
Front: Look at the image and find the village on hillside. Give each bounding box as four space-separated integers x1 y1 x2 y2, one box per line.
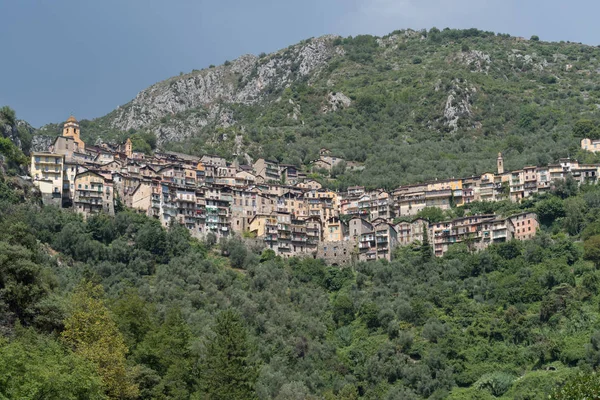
31 116 600 263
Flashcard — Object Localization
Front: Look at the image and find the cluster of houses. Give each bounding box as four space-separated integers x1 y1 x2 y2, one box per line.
33 116 598 263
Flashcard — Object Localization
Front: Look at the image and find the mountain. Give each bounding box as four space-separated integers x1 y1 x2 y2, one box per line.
38 28 600 188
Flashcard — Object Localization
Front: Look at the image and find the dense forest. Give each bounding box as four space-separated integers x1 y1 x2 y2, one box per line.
4 130 600 398
35 28 600 190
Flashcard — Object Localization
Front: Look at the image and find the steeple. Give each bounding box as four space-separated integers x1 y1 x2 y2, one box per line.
63 115 85 151
497 152 504 174
125 138 133 158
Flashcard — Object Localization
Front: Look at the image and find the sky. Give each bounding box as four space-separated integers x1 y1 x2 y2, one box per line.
1 0 599 127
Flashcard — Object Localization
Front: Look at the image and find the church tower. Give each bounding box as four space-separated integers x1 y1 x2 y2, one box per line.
497 152 504 174
125 138 133 158
63 115 85 152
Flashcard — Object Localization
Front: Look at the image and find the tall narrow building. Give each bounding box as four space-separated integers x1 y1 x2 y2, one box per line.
497 152 504 174
63 115 85 152
125 138 133 158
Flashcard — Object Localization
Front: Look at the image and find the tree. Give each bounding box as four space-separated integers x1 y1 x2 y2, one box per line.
202 309 258 399
134 308 197 398
553 175 579 199
550 373 600 399
530 35 540 41
573 119 599 139
536 196 565 226
0 106 16 125
0 334 106 400
332 292 355 326
563 197 586 236
61 282 138 399
421 223 433 261
416 207 446 223
0 242 53 329
584 235 600 268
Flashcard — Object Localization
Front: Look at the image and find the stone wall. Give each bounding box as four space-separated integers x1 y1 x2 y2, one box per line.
316 241 356 266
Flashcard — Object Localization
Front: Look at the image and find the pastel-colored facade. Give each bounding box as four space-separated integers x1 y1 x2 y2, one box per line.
253 158 282 182
393 184 427 216
348 217 373 242
582 138 600 153
395 218 427 245
30 152 65 206
73 170 114 216
509 212 538 241
324 216 348 242
358 221 398 262
428 213 538 257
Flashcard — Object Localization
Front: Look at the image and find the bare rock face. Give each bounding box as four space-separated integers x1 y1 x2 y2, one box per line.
110 35 339 144
451 50 492 73
1 122 21 149
322 92 352 113
30 135 53 152
443 79 476 132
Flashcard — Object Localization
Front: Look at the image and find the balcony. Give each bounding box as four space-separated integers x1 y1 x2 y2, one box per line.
264 235 277 242
77 191 103 198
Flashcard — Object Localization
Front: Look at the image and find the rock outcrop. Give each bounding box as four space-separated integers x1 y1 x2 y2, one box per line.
109 35 339 144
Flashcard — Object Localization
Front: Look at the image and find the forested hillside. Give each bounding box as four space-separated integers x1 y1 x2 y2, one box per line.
36 28 600 189
4 139 600 398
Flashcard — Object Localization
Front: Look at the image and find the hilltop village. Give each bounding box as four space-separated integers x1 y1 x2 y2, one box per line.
33 116 600 263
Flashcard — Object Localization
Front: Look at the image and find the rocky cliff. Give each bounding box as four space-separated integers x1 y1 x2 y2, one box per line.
108 35 339 144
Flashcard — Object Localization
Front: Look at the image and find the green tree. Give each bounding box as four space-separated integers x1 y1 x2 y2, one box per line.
550 373 600 399
332 292 355 326
584 235 600 268
0 106 16 125
421 223 433 261
0 334 106 400
536 196 565 226
0 242 53 328
135 308 197 398
62 282 138 399
416 207 446 223
573 119 599 139
563 197 586 235
203 309 258 399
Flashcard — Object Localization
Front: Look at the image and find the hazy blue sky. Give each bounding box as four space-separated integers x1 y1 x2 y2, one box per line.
2 0 599 127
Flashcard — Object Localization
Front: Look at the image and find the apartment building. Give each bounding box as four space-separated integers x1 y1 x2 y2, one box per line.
358 220 398 262
428 213 538 257
394 218 427 245
31 152 65 206
509 212 538 241
73 170 114 217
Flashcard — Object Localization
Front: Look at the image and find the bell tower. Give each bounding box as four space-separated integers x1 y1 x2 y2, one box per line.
497 152 504 174
63 115 85 151
125 138 133 158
